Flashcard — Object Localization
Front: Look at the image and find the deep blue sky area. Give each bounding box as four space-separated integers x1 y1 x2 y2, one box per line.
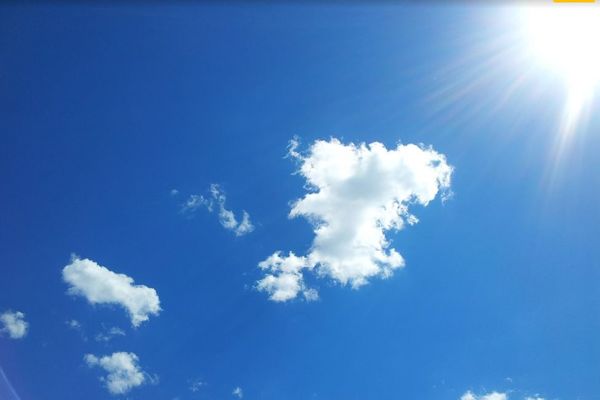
1 3 599 400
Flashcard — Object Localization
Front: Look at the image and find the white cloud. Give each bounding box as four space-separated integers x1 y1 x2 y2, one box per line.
65 319 88 341
189 379 205 392
0 311 28 339
461 392 477 400
233 211 254 236
95 326 126 342
66 319 82 330
257 138 452 301
182 194 211 212
461 391 508 400
182 184 254 236
257 252 316 302
62 256 161 327
524 397 545 400
84 352 147 395
232 386 243 398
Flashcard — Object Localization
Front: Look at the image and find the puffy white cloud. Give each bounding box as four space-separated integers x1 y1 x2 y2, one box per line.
257 138 452 301
461 391 508 400
84 352 147 395
62 257 161 327
0 311 28 339
257 252 317 302
232 386 243 398
182 184 254 236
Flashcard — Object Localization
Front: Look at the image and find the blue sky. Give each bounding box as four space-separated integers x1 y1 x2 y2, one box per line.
1 3 599 400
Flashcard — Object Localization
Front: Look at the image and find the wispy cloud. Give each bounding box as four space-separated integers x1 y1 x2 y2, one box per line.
181 184 254 236
65 319 88 341
189 378 205 392
95 326 126 342
0 367 21 400
66 319 82 330
232 386 243 398
257 138 452 302
461 390 545 400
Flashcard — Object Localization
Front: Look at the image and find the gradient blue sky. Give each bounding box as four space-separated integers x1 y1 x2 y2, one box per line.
1 3 599 400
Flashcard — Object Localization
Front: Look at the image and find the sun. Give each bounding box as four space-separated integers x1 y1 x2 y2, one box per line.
523 5 600 137
525 5 600 89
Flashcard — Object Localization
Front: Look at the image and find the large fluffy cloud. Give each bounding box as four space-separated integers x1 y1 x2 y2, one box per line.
257 138 452 301
182 184 254 236
84 352 146 395
0 311 28 339
62 257 161 327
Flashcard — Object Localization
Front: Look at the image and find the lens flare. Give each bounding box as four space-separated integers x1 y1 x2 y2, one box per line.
524 5 600 138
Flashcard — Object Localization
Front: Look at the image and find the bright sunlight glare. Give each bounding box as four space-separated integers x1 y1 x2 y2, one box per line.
524 5 600 138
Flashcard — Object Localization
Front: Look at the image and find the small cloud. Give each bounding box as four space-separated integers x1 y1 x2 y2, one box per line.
66 319 82 330
189 378 205 392
95 326 126 342
461 391 507 400
0 311 28 339
232 386 243 398
62 256 161 327
84 352 148 395
170 189 180 196
181 184 254 236
65 319 87 341
257 252 314 302
303 288 319 302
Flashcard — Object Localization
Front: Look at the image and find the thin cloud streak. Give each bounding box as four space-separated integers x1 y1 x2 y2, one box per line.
0 367 21 400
